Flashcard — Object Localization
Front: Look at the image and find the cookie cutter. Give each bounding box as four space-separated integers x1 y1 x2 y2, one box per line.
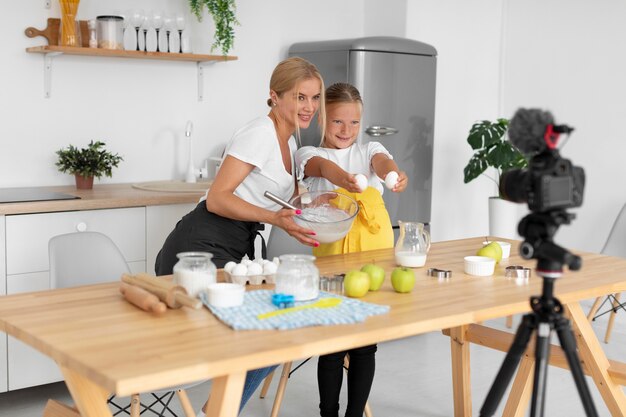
505 265 531 279
427 268 452 279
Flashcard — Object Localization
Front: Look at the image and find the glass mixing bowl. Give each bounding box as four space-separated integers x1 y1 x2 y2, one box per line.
290 191 359 243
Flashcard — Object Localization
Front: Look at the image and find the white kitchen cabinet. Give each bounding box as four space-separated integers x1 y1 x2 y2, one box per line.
0 215 7 393
4 207 146 390
146 203 196 275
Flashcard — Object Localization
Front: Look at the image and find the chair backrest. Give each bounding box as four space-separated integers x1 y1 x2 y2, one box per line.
602 203 626 258
266 225 312 260
49 231 130 289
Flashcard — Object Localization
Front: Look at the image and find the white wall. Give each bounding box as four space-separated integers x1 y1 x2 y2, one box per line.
3 0 624 255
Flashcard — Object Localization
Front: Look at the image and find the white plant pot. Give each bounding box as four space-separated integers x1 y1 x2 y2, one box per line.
488 197 520 239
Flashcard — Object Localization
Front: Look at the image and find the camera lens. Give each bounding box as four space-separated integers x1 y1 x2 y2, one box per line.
499 169 529 204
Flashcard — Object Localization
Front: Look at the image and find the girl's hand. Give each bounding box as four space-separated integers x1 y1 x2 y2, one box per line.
392 170 408 193
272 209 319 247
340 173 362 193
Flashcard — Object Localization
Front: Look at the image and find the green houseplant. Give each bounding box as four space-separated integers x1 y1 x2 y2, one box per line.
56 140 123 190
189 0 239 56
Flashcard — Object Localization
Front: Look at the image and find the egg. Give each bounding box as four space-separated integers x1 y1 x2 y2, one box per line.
355 174 368 192
224 261 237 274
263 262 278 275
272 257 281 265
247 262 263 276
385 171 399 190
240 258 252 266
230 263 248 276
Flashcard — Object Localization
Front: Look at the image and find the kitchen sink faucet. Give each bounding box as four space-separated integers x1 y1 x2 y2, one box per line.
184 120 208 183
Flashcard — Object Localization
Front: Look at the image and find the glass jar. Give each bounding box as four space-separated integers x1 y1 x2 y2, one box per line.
173 252 217 297
395 221 431 267
59 0 81 47
275 254 319 301
96 15 124 50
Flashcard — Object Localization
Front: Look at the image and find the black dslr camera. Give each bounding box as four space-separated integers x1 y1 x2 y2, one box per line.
499 109 585 213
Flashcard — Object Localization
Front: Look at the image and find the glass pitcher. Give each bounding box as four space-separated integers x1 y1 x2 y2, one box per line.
275 254 319 301
173 252 217 297
395 221 431 267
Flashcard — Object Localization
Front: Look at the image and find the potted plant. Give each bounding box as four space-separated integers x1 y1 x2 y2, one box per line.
189 0 239 56
463 119 527 238
56 140 123 190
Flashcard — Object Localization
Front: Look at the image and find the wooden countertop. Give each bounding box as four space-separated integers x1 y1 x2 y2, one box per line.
0 183 207 215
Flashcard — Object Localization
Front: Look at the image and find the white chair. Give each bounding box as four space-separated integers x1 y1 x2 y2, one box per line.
48 231 197 417
587 203 626 343
260 226 372 417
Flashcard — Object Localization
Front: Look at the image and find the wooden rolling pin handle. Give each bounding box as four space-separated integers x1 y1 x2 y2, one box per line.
174 291 202 310
120 283 167 315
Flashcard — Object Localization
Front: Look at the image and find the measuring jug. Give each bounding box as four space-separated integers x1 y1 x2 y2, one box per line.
395 221 431 267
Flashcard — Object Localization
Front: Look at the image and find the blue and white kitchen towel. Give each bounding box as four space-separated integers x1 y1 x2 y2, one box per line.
200 290 389 330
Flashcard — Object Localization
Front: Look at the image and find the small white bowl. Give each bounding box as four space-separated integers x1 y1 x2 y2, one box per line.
464 256 496 276
205 283 245 307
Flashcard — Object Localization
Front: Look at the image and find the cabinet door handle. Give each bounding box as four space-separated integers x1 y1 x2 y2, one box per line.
365 126 399 137
76 222 87 232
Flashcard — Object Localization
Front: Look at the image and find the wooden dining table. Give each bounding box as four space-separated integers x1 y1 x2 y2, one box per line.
1 237 625 417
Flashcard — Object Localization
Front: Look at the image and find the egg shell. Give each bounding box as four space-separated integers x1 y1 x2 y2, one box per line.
240 259 253 266
263 262 278 274
247 263 263 275
231 263 248 276
224 261 237 274
355 174 368 192
385 171 399 190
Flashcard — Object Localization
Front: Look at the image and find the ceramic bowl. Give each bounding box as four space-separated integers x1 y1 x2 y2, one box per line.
482 240 512 259
464 256 496 276
290 191 359 244
204 283 245 307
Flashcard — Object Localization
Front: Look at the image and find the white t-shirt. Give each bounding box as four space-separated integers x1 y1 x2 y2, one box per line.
203 116 296 211
295 142 392 194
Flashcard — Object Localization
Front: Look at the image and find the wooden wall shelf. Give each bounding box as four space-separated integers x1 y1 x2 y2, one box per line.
26 45 238 100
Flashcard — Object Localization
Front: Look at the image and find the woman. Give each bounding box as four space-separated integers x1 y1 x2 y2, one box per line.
155 56 324 414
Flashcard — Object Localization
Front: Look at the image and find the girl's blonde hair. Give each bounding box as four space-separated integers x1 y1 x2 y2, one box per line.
267 57 326 146
321 82 363 146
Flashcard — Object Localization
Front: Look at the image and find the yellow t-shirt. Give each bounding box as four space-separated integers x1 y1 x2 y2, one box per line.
313 187 394 257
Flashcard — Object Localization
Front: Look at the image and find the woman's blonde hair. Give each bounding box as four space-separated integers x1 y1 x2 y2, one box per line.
320 82 363 146
268 57 326 146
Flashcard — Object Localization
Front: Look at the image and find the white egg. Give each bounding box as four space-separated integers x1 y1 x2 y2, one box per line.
261 259 272 265
355 174 368 192
253 258 264 264
272 257 281 265
240 259 252 266
223 261 237 274
263 262 278 275
231 263 248 276
385 171 399 190
247 262 263 276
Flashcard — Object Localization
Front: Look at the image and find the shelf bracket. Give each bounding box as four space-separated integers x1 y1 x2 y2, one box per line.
197 61 216 102
44 52 62 99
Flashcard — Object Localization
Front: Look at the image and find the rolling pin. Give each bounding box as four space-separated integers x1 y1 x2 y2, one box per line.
120 283 167 315
121 273 202 310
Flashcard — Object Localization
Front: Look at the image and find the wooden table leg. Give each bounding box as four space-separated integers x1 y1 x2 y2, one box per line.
60 366 113 417
450 325 472 417
567 303 626 416
502 355 534 417
205 371 246 417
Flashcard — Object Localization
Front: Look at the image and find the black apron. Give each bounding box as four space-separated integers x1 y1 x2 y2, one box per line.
155 201 266 275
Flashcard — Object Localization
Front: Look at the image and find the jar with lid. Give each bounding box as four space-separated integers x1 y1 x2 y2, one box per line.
275 254 319 301
173 252 217 297
96 15 124 50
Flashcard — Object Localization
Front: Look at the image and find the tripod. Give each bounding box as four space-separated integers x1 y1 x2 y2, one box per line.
480 211 599 417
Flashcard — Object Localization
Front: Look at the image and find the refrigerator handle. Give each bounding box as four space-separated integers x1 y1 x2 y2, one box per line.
365 125 399 137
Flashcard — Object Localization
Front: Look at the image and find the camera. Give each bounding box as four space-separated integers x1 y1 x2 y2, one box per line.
499 109 585 213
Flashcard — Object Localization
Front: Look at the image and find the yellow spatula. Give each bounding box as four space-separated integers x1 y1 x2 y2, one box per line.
257 297 342 320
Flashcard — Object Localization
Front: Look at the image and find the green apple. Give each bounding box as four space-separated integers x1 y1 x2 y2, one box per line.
344 270 371 298
391 267 416 293
360 264 386 291
477 241 503 263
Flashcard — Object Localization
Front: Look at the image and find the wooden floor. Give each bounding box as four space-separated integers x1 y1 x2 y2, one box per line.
1 297 624 417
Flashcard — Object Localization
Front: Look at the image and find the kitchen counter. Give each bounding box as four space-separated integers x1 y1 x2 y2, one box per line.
0 183 207 215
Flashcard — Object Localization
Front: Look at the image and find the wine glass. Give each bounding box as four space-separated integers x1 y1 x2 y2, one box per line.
152 10 164 52
163 16 174 53
129 9 145 51
175 13 186 53
141 13 151 52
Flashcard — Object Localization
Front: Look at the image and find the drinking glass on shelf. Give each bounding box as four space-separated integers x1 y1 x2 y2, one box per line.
140 14 151 52
175 13 186 53
152 10 164 52
129 9 144 51
163 16 174 53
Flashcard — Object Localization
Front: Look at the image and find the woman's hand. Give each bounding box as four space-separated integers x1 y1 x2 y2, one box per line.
392 170 408 193
272 209 319 247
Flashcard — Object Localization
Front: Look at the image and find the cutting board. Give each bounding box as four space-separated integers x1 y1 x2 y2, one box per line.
25 18 89 47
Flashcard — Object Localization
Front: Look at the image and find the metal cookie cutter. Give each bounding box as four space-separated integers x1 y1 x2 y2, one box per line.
427 268 452 279
505 265 532 279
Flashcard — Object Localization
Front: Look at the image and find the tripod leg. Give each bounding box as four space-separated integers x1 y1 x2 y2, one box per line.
529 322 552 417
502 356 534 417
479 314 535 417
555 316 599 417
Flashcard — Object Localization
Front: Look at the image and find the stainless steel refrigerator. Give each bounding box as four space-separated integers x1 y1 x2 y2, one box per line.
289 37 437 231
